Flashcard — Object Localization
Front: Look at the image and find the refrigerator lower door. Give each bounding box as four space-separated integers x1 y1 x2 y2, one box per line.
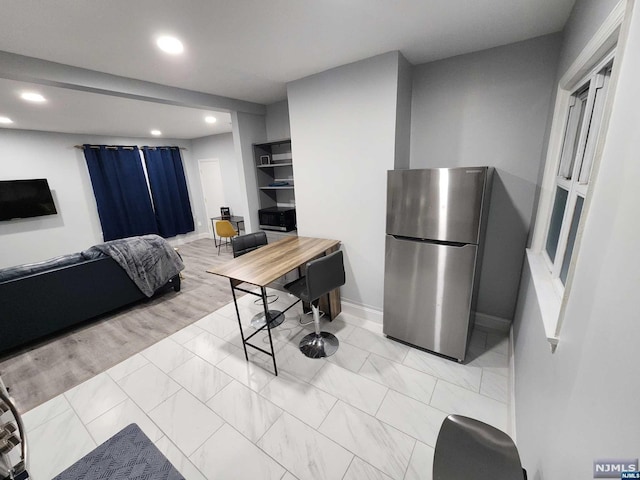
383 235 477 361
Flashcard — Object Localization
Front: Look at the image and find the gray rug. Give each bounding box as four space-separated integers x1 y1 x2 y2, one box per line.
52 423 183 480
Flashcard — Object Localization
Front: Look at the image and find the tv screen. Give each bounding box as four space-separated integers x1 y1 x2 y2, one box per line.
0 179 57 221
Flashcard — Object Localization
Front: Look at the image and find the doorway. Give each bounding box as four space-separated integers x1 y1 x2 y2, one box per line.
198 159 226 235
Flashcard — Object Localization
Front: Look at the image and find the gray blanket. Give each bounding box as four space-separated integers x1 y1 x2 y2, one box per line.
83 235 184 297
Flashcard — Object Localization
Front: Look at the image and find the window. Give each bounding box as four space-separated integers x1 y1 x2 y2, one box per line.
528 47 618 347
542 58 613 290
527 0 626 347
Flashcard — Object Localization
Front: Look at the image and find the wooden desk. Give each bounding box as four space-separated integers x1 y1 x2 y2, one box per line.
207 236 341 374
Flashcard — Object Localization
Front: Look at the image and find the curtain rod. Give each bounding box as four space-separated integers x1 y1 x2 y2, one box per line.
73 145 188 151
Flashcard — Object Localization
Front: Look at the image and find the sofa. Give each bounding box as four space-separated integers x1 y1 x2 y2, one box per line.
0 236 182 355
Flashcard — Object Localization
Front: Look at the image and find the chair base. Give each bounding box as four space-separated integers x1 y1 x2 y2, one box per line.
299 331 339 358
251 310 285 329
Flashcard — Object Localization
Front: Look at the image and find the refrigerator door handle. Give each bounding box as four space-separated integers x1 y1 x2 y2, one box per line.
390 235 470 248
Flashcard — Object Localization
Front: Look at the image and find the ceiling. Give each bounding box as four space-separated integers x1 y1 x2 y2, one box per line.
0 78 232 139
0 0 576 139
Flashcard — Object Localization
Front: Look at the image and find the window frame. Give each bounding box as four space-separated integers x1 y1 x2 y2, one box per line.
540 54 614 295
527 0 627 348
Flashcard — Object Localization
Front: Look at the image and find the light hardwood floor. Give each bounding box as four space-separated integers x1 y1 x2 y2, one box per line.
0 238 237 412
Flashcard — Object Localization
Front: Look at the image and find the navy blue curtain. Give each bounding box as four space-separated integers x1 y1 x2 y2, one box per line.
83 145 158 241
142 147 195 238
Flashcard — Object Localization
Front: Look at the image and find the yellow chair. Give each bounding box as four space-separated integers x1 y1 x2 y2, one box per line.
215 220 238 255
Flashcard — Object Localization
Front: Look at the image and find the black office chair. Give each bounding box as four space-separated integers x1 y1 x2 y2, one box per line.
284 250 345 358
433 415 527 480
231 231 268 258
231 232 282 328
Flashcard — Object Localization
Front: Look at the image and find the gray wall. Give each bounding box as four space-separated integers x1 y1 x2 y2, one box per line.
410 34 562 323
191 132 245 220
558 0 622 75
191 104 288 235
231 112 267 232
287 51 405 312
0 129 205 268
394 54 413 169
266 100 291 141
513 0 640 478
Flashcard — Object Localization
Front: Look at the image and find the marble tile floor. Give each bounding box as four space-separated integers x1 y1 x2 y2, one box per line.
21 290 511 480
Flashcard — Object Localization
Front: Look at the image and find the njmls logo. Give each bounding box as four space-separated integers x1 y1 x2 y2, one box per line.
621 473 640 479
593 459 639 478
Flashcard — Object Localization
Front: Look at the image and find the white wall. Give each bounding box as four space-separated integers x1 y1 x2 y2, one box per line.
513 1 640 478
410 34 562 323
0 129 206 268
287 51 404 311
191 132 245 220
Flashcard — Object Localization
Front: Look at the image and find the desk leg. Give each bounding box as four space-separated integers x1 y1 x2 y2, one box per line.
261 286 278 376
326 290 341 320
231 279 248 361
326 244 342 320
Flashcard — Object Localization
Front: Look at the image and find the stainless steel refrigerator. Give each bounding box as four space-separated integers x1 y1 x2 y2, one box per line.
383 167 492 362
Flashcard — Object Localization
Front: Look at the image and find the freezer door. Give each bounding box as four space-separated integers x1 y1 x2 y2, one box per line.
387 167 487 244
383 235 477 361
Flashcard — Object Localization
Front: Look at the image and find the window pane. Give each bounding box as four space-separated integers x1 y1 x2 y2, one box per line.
579 66 612 184
560 196 585 284
545 187 569 262
559 92 588 180
558 101 579 179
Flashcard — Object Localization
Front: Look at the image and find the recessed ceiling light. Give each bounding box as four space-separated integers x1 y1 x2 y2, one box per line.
21 92 46 102
151 130 162 136
156 36 184 55
0 116 13 124
205 116 217 124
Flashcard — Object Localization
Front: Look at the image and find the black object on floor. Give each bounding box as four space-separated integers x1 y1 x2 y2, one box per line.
52 423 184 480
433 414 526 480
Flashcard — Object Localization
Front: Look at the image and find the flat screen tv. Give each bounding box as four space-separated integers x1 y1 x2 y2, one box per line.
0 179 57 221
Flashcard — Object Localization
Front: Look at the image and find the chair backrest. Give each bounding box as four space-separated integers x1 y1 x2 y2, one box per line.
232 232 268 258
215 220 236 237
305 250 345 302
433 415 525 480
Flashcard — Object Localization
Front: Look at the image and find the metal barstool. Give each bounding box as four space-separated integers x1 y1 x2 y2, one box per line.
433 415 527 480
284 250 345 358
231 232 282 328
0 387 28 479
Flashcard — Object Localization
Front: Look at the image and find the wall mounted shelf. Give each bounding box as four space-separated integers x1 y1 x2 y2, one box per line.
253 139 296 221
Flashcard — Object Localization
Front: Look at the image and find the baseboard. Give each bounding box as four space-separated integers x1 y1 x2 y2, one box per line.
339 304 512 336
474 312 511 332
167 231 210 247
339 301 383 335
